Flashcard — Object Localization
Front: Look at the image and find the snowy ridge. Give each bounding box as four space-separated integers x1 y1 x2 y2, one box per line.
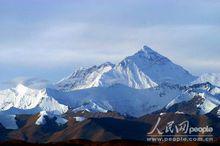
193 85 220 114
0 84 68 129
56 46 195 91
74 116 86 122
192 73 220 87
0 84 68 115
165 82 220 114
56 62 114 91
72 100 108 113
125 46 196 85
46 84 183 117
100 59 158 89
35 111 68 125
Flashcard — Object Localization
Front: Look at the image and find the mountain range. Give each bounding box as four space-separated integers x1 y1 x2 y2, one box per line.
56 46 196 91
0 45 220 143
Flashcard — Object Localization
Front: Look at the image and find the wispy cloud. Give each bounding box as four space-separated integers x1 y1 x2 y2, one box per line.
1 77 51 89
0 0 219 88
0 23 219 71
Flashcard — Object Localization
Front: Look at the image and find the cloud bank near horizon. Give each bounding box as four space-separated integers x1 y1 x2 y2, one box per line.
0 0 220 88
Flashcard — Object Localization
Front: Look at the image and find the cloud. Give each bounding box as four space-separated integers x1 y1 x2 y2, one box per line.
0 22 139 68
0 23 219 74
182 59 220 74
0 0 220 89
1 77 51 89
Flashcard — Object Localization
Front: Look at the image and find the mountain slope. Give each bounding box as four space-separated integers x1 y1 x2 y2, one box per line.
56 62 114 91
47 84 183 117
123 46 196 85
99 58 158 89
0 45 220 143
56 46 196 91
160 82 220 115
2 112 219 143
192 73 220 87
0 84 68 115
72 100 108 113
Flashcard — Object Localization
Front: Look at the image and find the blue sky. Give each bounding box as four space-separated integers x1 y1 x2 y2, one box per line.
0 0 220 89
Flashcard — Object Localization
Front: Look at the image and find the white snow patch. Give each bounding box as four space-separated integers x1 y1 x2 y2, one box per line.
74 116 86 122
55 117 68 125
198 98 218 114
35 111 48 125
217 108 220 118
175 111 184 114
35 111 68 125
72 100 108 113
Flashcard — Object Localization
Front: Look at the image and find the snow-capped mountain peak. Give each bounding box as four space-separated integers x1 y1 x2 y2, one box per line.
56 62 114 91
0 84 68 114
142 45 154 52
15 83 29 95
123 46 196 85
139 46 170 63
1 45 220 134
132 45 171 65
56 45 196 91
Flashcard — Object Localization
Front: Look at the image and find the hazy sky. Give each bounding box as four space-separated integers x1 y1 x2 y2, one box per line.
0 0 220 89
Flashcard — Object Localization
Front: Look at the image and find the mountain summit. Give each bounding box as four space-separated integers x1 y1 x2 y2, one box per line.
140 45 169 62
56 45 196 91
123 45 197 85
56 62 114 91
